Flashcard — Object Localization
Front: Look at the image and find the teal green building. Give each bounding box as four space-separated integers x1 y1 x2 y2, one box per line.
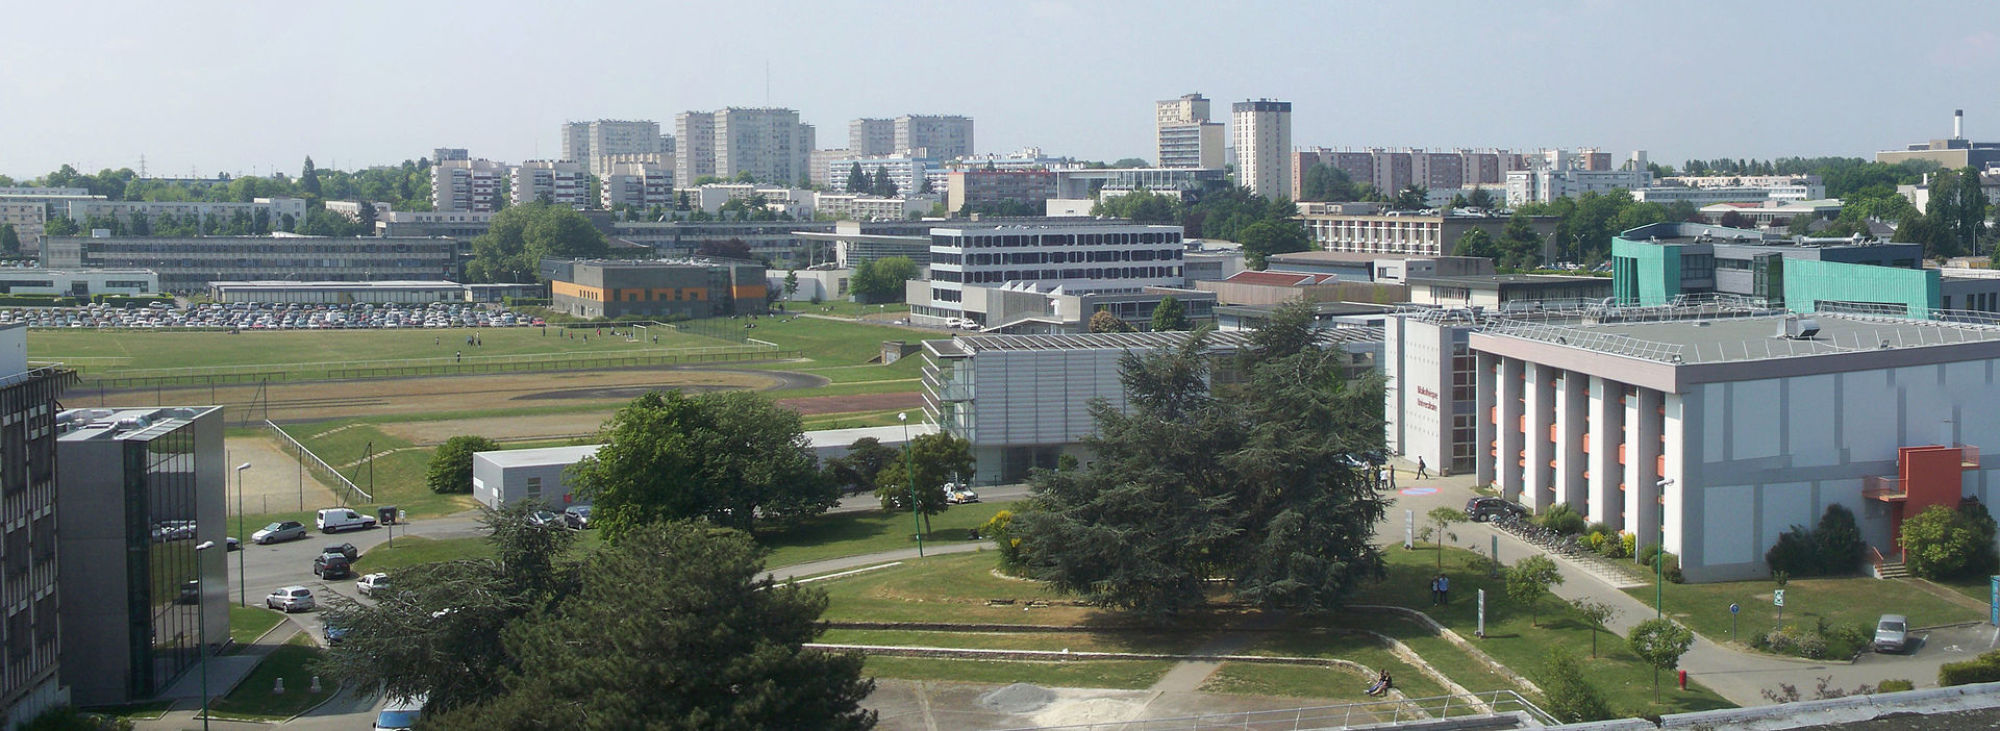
1607 222 1955 316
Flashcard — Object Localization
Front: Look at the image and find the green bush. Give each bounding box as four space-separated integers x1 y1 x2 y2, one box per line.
1537 648 1615 723
1766 505 1868 577
1538 503 1588 535
1903 502 2000 580
1823 621 1871 659
1940 649 2000 686
1877 679 1915 693
0 294 79 307
1620 532 1636 558
1585 530 1607 552
1763 624 1830 659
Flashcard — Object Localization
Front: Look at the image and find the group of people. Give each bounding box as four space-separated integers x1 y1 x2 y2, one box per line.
1374 457 1431 490
1429 573 1450 606
1364 669 1394 697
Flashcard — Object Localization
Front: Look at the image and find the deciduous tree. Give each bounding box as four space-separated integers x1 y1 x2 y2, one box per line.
1088 309 1134 333
1539 648 1614 723
1505 555 1565 627
873 431 974 533
569 391 833 536
465 202 610 283
1149 295 1191 331
426 435 500 495
1628 618 1695 704
824 437 900 495
1237 219 1309 270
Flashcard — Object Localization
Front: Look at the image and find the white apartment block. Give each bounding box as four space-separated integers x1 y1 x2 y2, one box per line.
1505 168 1653 206
814 193 933 221
1660 175 1826 200
850 119 896 157
690 184 815 218
323 200 392 222
432 159 511 212
1232 100 1292 200
1156 93 1224 169
825 155 944 197
678 108 814 186
511 160 590 209
915 224 1186 325
601 161 673 211
894 115 974 160
0 201 46 253
810 149 853 189
66 198 309 229
561 119 667 163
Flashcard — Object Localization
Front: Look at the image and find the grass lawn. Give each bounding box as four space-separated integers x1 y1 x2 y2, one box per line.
764 501 1014 569
206 634 336 721
1229 629 1449 703
1352 545 1736 717
819 628 1216 655
251 420 474 524
31 326 731 375
355 535 490 573
801 409 910 430
860 656 1172 690
230 605 287 646
1198 663 1379 705
784 301 910 319
1622 572 1986 652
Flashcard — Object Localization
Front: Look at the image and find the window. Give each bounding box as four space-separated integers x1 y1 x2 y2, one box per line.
525 476 543 500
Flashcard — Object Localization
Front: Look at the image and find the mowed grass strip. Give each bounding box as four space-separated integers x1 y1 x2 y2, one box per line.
1625 572 1984 651
1198 663 1379 705
31 326 731 375
206 634 336 720
818 629 1216 655
765 501 1013 569
229 605 287 647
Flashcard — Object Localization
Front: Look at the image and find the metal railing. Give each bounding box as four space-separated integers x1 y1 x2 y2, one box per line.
264 420 371 505
1001 690 1554 730
1484 318 1689 363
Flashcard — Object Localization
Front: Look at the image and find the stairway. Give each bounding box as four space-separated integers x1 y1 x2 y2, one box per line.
1875 560 1910 580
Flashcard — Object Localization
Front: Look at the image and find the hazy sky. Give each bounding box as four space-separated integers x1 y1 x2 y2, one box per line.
5 1 1996 180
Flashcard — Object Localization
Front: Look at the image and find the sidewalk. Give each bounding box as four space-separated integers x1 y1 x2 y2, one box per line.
138 623 306 730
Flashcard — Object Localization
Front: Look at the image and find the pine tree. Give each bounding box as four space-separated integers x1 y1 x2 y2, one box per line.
301 156 321 198
845 163 867 194
872 166 896 198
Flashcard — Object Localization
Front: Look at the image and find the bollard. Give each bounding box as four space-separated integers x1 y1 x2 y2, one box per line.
273 677 285 695
1677 669 1687 691
310 675 322 693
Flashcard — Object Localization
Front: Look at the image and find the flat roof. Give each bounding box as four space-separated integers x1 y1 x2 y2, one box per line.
805 424 936 450
1410 274 1607 286
474 444 602 468
1483 311 2000 365
1266 251 1386 265
210 280 465 289
930 327 1383 356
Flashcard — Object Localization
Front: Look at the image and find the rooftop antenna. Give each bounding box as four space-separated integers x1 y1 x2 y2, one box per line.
138 154 147 178
765 61 771 105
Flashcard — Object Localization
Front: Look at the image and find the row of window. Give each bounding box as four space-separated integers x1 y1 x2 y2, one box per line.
937 232 1182 248
87 244 440 254
935 267 1181 284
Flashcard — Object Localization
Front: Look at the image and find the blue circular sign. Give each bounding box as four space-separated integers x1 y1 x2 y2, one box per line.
1729 603 1740 614
1399 487 1439 496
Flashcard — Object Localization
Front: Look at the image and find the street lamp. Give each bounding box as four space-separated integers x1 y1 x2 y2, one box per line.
235 462 251 607
899 412 922 557
194 540 216 731
1655 478 1674 619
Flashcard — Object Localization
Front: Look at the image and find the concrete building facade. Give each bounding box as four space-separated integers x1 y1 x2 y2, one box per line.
42 236 461 294
1232 100 1292 200
601 161 673 211
56 405 225 705
678 108 814 186
1505 167 1653 205
894 115 973 160
0 269 157 297
1156 94 1225 169
945 170 1056 214
471 445 600 510
432 159 511 213
560 119 669 168
0 330 71 727
511 160 590 209
849 118 897 157
1300 210 1559 258
65 199 309 232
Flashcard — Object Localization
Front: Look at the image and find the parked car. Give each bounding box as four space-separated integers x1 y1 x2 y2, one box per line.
313 552 354 580
527 510 564 529
225 537 240 551
946 487 980 504
322 542 358 561
252 521 308 544
562 505 594 530
373 694 427 731
176 580 200 605
1464 497 1529 523
316 507 377 533
356 573 390 597
266 586 315 613
1874 614 1909 653
324 623 349 645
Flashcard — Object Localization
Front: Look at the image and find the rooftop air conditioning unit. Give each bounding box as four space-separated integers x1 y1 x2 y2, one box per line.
1777 316 1820 340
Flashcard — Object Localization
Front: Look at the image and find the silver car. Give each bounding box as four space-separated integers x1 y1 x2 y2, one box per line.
252 521 308 544
266 586 316 613
1874 614 1909 653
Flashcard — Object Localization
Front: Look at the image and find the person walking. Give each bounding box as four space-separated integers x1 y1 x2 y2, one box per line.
1437 573 1450 605
1429 575 1442 606
1416 456 1430 480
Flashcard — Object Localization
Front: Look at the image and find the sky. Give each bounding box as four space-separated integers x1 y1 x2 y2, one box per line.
4 0 1997 180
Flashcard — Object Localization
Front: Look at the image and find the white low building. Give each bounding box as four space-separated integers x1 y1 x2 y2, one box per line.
0 268 158 297
472 445 601 510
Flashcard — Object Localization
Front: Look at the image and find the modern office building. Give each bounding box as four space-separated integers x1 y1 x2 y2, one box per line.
1466 303 2000 582
910 223 1188 329
64 198 309 233
1156 93 1225 169
1299 209 1559 258
1698 200 1844 229
677 108 814 186
1292 148 1527 203
545 258 767 319
375 211 495 239
945 170 1057 214
1655 175 1825 200
1406 274 1611 309
204 280 494 304
795 221 932 268
432 158 511 213
1876 110 2000 170
55 405 225 705
1608 221 2000 316
600 161 674 211
921 329 1380 483
0 328 71 727
1232 100 1292 200
42 236 462 293
1053 167 1226 200
1262 251 1495 284
323 200 392 223
511 160 590 209
0 269 157 297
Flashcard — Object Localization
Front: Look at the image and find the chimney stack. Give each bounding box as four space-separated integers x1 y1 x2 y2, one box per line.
1955 109 1964 139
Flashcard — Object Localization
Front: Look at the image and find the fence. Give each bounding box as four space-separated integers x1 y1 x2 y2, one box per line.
999 690 1554 730
264 420 372 505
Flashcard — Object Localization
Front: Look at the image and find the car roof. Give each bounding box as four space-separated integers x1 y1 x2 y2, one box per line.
275 585 311 593
1880 614 1908 623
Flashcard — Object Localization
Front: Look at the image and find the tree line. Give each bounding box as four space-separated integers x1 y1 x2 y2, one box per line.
1092 184 1309 269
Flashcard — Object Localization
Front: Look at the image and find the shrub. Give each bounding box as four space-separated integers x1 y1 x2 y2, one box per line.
1877 679 1915 693
1902 502 2000 580
1940 649 2000 686
1538 648 1615 723
1765 526 1819 576
1822 621 1871 659
1620 532 1636 558
1764 624 1830 659
983 510 1023 569
1538 503 1588 536
1585 530 1607 552
1815 504 1867 575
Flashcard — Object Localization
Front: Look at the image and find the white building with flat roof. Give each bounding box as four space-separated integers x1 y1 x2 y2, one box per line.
512 160 589 209
0 269 157 296
433 159 511 212
913 224 1186 327
1232 100 1291 199
472 445 601 510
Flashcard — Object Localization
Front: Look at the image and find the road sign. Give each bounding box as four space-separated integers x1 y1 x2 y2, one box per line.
1773 590 1785 607
1729 603 1740 615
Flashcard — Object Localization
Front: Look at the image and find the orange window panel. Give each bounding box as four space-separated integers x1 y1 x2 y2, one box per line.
1655 455 1665 478
1618 444 1627 465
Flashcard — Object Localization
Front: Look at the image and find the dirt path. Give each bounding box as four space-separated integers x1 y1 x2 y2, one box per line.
377 391 925 445
224 435 339 515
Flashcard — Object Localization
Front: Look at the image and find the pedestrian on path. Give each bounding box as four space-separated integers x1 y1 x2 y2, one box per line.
1416 456 1430 479
1437 574 1449 605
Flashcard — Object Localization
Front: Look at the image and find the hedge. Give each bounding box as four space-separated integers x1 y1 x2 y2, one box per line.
1940 649 2000 686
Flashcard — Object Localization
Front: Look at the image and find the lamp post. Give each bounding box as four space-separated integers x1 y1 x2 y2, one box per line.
1655 478 1674 619
194 540 216 731
235 462 251 607
899 412 922 557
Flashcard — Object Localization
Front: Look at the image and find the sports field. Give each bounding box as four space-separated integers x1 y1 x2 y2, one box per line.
29 325 728 374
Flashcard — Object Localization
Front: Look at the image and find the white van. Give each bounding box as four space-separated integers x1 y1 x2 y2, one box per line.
316 507 377 534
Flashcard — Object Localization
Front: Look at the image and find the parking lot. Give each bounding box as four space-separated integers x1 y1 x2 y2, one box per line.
0 300 540 330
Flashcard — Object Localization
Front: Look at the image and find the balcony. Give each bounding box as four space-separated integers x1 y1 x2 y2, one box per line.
1862 475 1905 502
